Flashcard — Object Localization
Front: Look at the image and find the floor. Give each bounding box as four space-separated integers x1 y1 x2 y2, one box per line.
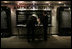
1 35 71 48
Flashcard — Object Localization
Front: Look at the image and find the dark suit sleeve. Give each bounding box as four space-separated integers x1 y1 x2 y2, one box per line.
34 17 38 24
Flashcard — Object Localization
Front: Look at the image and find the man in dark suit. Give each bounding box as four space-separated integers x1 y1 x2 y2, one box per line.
26 14 38 42
40 11 48 41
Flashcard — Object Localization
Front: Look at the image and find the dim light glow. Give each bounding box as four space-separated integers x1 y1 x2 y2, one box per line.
49 4 51 6
43 7 51 10
17 1 24 3
64 4 66 6
52 35 58 37
43 8 47 10
69 8 70 10
45 1 50 3
17 8 26 11
32 7 38 10
33 7 35 10
17 6 39 11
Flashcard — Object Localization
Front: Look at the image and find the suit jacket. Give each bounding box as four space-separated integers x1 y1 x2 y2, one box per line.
27 16 38 28
40 15 48 26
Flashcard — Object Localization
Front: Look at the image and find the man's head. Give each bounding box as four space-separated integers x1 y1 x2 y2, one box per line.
32 14 38 18
43 11 47 16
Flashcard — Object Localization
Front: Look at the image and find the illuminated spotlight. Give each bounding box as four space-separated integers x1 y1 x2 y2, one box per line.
18 1 24 3
32 1 36 3
32 1 36 5
58 1 62 4
45 1 50 3
3 1 9 3
17 1 25 5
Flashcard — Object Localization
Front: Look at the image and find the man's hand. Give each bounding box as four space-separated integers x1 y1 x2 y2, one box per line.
37 18 40 26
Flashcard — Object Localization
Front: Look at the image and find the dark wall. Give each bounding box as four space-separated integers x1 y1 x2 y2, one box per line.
57 7 71 36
